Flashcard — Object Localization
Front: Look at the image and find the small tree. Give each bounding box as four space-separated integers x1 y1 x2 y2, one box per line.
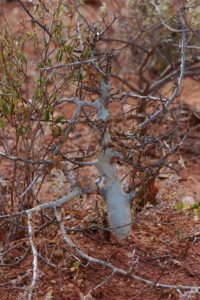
0 0 199 298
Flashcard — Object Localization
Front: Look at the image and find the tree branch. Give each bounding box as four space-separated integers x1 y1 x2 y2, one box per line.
16 0 52 38
138 6 186 129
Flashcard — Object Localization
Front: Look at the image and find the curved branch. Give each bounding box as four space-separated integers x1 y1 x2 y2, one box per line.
16 0 52 38
138 7 186 129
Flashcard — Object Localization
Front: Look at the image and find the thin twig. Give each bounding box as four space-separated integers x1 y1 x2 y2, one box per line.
151 0 180 33
138 6 186 129
0 246 31 268
16 0 52 38
39 59 97 71
0 151 50 165
27 211 38 300
19 170 44 200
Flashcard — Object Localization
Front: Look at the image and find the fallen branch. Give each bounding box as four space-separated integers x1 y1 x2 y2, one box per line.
55 207 200 292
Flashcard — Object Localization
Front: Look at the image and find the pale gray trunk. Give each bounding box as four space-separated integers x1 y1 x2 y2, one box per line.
95 149 135 240
94 81 135 240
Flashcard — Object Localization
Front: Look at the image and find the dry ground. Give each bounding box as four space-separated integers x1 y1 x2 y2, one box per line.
0 1 200 300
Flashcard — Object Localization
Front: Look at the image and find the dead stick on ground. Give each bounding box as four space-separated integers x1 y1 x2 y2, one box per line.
54 207 200 293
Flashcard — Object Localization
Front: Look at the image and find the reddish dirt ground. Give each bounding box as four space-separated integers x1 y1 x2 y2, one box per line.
0 2 200 300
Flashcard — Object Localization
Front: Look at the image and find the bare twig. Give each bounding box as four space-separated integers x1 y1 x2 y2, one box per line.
27 211 38 300
39 59 97 71
0 246 30 268
138 7 186 129
19 170 45 200
16 0 52 38
27 188 81 213
151 0 180 33
0 151 50 165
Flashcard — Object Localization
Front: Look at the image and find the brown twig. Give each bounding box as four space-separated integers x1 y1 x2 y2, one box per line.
16 0 52 38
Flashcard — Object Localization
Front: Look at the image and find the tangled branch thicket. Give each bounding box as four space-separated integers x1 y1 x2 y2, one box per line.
0 0 200 298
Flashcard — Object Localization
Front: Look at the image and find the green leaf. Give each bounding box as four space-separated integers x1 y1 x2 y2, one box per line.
17 125 30 136
55 115 64 124
65 44 74 56
175 201 185 211
70 261 81 272
56 48 63 63
191 204 200 209
47 58 52 66
44 108 51 122
194 208 200 221
2 102 9 116
0 119 5 128
53 125 63 137
43 37 48 49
